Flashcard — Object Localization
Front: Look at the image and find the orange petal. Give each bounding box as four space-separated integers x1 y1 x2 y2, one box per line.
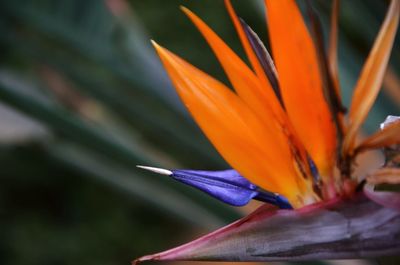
264 0 337 177
181 6 314 182
357 119 400 153
181 6 285 126
327 0 346 137
152 41 314 206
224 0 273 93
343 0 400 156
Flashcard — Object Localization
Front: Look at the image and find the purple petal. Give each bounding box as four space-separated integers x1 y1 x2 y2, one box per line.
137 166 292 208
172 169 292 208
172 169 258 206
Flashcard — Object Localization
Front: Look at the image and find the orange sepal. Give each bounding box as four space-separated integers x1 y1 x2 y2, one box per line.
184 4 316 183
224 0 273 92
356 119 400 153
181 6 285 126
343 0 400 156
152 41 314 206
264 0 337 177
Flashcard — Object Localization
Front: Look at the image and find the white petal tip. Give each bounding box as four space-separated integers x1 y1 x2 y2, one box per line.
381 115 400 129
136 165 173 175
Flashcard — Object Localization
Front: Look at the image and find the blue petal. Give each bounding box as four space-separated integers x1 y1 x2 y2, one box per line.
172 169 292 209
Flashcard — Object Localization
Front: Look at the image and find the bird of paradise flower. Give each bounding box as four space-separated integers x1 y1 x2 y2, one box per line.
135 0 400 263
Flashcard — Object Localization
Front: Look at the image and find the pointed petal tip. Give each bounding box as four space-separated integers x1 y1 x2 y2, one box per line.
181 6 201 23
180 5 194 19
131 254 155 265
150 39 162 50
151 41 171 61
180 5 190 14
136 165 172 176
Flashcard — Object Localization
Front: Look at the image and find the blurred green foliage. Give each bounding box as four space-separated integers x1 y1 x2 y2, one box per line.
0 0 398 265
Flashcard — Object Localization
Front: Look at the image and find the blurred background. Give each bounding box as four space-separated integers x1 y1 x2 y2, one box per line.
0 0 399 265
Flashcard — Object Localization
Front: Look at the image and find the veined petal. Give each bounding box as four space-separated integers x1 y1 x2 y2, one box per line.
343 0 400 156
152 42 314 206
265 0 337 177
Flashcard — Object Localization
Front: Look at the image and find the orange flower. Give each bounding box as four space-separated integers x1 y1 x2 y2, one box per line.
152 0 399 208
